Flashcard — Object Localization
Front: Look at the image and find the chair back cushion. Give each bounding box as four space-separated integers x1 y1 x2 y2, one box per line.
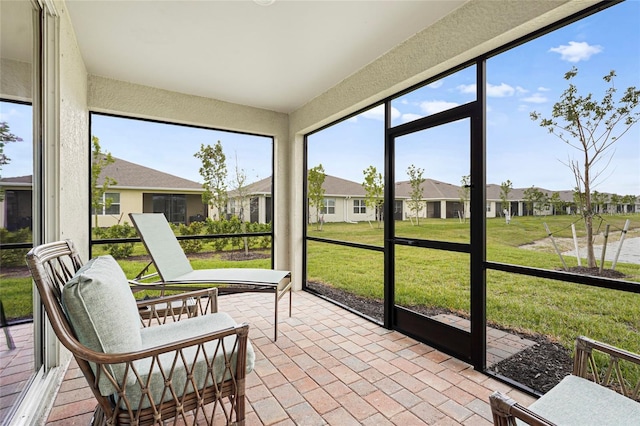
62 255 142 394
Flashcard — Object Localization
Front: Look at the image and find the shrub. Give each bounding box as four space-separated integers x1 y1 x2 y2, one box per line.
0 228 31 266
247 222 272 249
103 222 137 258
204 217 229 252
227 216 243 250
178 221 205 254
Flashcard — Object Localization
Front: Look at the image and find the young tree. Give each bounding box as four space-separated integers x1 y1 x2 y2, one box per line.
531 67 639 267
609 193 621 214
549 191 564 215
230 153 251 254
458 175 470 222
525 187 550 215
591 191 608 215
91 136 117 228
0 121 24 200
500 180 513 217
621 194 636 214
195 141 228 219
362 165 384 228
308 164 326 231
0 121 23 168
407 164 425 225
523 186 541 216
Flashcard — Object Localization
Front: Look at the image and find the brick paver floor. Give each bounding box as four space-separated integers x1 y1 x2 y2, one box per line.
44 290 535 425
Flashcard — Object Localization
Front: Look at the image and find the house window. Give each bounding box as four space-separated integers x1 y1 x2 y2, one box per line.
321 198 335 214
94 192 120 215
353 199 366 214
486 203 491 212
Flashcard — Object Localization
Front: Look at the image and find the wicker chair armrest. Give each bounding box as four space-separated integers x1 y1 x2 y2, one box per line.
574 336 640 373
489 391 557 426
573 335 640 400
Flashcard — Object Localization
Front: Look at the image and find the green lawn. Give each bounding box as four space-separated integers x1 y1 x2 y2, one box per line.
306 214 640 354
2 214 638 354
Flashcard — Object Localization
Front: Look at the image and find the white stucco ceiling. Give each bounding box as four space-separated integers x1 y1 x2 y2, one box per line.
62 1 466 113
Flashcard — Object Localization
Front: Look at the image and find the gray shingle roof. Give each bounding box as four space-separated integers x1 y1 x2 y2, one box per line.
99 157 203 191
239 174 587 202
0 175 32 184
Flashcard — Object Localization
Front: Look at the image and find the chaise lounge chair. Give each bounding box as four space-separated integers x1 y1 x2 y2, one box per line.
129 213 292 341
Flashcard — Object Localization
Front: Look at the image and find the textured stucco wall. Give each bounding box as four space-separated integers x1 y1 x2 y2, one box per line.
286 0 597 290
56 1 89 257
87 76 291 270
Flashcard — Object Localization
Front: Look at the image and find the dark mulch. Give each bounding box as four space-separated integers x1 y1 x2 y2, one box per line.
566 266 626 279
489 335 573 394
306 280 573 395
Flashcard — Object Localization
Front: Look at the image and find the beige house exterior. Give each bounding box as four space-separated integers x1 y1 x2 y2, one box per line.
238 174 596 224
95 157 208 228
0 157 208 230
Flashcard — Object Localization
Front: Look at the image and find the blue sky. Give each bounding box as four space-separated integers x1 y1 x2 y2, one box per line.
2 1 639 195
309 1 640 194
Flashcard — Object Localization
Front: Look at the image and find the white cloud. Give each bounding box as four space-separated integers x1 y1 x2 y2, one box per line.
487 83 515 97
427 81 444 89
537 86 551 92
361 105 400 121
457 84 476 94
459 82 517 97
522 93 548 103
419 100 459 115
0 108 21 121
401 113 423 123
549 41 603 62
515 86 528 95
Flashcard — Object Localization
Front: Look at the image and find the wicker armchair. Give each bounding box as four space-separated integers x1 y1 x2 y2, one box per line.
26 240 253 426
490 336 640 425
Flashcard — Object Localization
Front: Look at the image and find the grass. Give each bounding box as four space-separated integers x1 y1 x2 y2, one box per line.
306 214 640 354
2 214 639 355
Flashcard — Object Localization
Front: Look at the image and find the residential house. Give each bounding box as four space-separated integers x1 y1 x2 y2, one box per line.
0 157 208 230
95 156 208 227
0 175 32 231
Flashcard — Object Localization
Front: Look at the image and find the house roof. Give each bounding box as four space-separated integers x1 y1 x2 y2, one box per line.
98 157 203 192
1 159 203 192
396 179 462 200
240 174 605 203
0 175 32 184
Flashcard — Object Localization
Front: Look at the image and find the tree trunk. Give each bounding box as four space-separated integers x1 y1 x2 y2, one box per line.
583 153 596 268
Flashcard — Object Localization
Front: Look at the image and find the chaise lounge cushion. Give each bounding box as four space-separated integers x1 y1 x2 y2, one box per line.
62 255 142 395
522 374 640 425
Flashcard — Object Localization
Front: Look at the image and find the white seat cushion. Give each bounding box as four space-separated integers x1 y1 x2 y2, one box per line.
523 375 640 426
122 312 255 409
